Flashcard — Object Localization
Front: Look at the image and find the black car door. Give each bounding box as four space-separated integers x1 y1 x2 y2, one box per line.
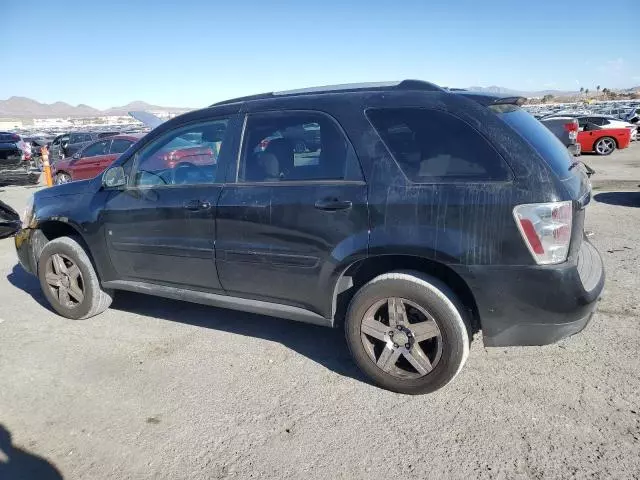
215 110 369 317
102 115 240 291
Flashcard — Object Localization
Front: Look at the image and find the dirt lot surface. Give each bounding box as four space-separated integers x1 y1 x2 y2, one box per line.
1 144 639 479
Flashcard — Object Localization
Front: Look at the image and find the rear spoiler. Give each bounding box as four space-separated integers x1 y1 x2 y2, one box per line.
491 96 527 106
457 91 528 107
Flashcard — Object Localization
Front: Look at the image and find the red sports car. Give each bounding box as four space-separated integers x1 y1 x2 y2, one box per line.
577 126 631 156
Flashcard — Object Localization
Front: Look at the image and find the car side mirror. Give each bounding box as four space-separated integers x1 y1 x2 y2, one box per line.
102 166 126 189
72 153 81 160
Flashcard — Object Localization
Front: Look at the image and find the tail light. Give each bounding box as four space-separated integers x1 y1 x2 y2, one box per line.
513 201 573 264
564 121 578 140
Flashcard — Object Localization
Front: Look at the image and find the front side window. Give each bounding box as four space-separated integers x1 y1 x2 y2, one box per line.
238 111 360 182
132 118 228 187
81 140 109 157
367 108 510 182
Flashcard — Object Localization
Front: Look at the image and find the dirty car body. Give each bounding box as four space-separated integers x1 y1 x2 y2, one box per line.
14 80 605 393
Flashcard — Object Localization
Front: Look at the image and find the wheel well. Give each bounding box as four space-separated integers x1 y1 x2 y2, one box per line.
333 255 481 333
34 221 93 267
39 221 81 242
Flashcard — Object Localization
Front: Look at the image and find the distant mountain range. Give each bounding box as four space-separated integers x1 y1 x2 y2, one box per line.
3 85 639 119
0 97 191 118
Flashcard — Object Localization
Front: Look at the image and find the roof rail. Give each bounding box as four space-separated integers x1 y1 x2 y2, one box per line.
211 79 443 106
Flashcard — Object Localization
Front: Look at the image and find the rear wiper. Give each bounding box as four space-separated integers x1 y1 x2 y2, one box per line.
569 160 595 177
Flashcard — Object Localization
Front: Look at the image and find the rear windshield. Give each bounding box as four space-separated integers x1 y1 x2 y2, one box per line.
491 105 572 179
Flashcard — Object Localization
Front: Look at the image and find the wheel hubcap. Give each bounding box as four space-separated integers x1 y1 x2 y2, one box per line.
360 297 442 379
45 253 84 309
597 139 614 154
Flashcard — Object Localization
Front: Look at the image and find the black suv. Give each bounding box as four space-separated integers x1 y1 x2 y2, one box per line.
15 80 604 394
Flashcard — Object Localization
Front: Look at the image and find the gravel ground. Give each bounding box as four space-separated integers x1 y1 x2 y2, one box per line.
0 145 639 479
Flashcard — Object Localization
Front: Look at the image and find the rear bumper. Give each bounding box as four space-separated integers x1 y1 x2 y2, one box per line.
568 143 581 156
455 239 605 347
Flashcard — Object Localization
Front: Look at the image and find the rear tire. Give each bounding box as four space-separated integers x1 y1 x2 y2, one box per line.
37 236 113 320
594 137 616 156
345 271 470 394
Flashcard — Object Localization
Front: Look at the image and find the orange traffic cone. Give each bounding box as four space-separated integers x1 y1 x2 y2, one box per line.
41 145 53 187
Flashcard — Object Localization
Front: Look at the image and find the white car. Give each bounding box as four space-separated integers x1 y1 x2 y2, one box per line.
578 116 638 141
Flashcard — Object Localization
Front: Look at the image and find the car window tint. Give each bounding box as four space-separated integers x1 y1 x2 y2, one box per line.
110 139 133 154
81 140 110 157
367 108 510 182
239 112 360 182
132 118 228 187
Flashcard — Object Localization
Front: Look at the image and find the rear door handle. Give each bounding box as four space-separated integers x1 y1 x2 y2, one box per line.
314 197 352 211
183 200 211 211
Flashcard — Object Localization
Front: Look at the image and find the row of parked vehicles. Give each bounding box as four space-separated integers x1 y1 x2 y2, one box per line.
540 114 636 156
4 80 605 395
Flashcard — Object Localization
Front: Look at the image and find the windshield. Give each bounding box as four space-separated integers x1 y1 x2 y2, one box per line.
491 105 573 179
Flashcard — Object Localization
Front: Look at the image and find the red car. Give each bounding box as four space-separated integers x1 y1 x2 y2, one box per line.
577 126 631 156
53 134 142 184
53 134 217 185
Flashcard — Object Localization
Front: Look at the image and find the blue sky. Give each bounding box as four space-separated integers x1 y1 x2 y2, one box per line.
2 0 637 109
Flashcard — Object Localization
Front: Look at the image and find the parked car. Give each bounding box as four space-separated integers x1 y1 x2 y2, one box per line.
578 123 631 155
576 116 637 141
540 117 581 156
0 132 31 172
14 80 604 395
49 131 120 163
52 134 142 184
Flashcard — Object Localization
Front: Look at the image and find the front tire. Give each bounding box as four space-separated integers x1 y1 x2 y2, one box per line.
37 236 113 320
345 271 470 394
55 172 72 184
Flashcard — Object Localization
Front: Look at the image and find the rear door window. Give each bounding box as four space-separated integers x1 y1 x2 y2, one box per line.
491 105 574 180
238 111 362 182
367 108 511 182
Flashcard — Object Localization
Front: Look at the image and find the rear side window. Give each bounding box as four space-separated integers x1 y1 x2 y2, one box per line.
110 139 133 154
492 105 573 179
367 108 510 182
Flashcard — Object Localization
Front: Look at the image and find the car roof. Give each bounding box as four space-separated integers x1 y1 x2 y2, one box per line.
211 80 444 106
210 80 527 109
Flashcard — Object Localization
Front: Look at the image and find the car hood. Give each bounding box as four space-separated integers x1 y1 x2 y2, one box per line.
36 178 95 199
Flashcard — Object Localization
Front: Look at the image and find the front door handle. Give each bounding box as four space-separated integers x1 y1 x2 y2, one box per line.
314 197 352 211
183 200 211 211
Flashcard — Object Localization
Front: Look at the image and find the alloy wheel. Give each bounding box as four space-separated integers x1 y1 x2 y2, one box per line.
360 297 443 379
56 173 71 184
595 138 615 155
44 253 85 309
